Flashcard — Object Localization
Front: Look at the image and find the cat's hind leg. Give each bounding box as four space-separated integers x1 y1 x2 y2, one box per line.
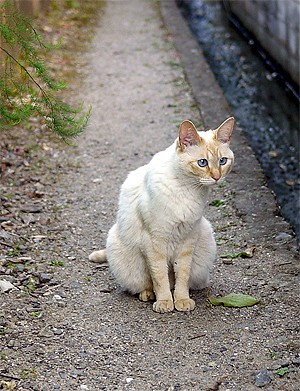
107 224 153 296
189 217 216 290
139 289 155 302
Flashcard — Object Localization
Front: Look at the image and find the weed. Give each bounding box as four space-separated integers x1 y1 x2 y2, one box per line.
21 367 37 379
30 312 41 317
273 367 289 376
210 199 225 207
49 260 65 266
7 244 21 256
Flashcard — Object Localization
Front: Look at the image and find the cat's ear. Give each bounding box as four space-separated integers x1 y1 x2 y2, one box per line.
215 117 234 143
178 120 201 151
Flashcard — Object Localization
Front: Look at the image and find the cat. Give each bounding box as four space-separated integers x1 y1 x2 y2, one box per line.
89 117 234 313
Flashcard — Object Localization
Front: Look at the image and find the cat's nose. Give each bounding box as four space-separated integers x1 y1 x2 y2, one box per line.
212 176 221 182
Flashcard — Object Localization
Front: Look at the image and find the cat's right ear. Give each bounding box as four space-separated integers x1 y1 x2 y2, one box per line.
178 120 201 152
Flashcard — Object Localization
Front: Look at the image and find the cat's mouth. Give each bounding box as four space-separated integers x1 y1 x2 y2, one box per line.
202 177 224 186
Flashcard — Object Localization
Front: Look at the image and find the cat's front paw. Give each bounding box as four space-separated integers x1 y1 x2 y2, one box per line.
153 300 174 313
175 298 195 312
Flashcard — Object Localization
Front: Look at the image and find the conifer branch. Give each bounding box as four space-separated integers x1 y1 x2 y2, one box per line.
0 2 91 140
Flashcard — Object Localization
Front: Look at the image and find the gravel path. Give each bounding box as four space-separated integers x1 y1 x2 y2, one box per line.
0 1 299 390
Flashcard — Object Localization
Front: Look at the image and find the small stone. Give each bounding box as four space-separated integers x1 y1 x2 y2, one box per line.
54 329 63 335
20 205 43 213
39 273 51 283
0 279 16 292
99 286 111 293
15 264 24 272
38 326 54 338
292 357 300 365
0 319 6 327
21 214 35 224
7 339 15 348
53 294 63 301
222 258 233 265
275 232 292 243
280 359 290 367
255 369 272 387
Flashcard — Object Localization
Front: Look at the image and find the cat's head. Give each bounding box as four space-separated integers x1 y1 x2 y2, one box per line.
176 117 234 186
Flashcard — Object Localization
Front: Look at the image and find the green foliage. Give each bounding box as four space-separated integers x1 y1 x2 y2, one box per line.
273 367 289 376
0 2 90 140
220 245 256 259
49 260 65 266
209 199 225 207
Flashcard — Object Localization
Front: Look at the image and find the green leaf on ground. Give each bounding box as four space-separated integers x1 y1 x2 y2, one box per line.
273 367 289 376
208 292 260 307
220 246 256 259
209 199 225 207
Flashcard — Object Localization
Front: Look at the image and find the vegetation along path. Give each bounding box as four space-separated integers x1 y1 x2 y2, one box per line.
0 1 299 390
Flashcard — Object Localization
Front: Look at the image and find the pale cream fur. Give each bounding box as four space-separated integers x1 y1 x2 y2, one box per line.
89 118 234 313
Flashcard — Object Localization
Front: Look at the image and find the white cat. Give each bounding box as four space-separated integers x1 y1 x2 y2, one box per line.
89 117 234 313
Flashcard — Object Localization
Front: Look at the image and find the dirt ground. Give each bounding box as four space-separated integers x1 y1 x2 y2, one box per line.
0 1 299 390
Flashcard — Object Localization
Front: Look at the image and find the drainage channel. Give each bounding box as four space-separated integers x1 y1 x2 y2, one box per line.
178 0 300 244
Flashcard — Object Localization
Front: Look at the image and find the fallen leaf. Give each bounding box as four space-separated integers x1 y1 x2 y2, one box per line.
268 150 277 157
286 180 295 186
208 292 260 307
220 246 255 259
43 143 51 151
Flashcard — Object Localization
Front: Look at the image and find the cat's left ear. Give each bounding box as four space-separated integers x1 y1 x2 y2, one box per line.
215 117 235 143
178 120 201 151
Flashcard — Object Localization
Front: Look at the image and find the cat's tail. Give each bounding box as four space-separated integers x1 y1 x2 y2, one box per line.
89 249 107 264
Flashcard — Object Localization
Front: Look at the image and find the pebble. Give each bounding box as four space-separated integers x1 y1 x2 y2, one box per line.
53 294 63 301
280 359 290 367
15 264 25 272
7 340 15 348
20 205 43 213
99 285 111 293
39 273 51 283
21 214 36 224
0 279 16 292
222 258 233 265
38 327 54 338
275 232 292 243
254 369 272 387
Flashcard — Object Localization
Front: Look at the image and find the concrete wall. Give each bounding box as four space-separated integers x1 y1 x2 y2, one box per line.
225 0 300 85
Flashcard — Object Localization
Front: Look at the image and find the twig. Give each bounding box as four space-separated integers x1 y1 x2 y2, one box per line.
0 372 21 381
278 261 292 266
0 241 14 248
188 334 206 340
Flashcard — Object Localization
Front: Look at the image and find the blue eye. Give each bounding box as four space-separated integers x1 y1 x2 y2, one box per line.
219 157 227 165
198 159 208 167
